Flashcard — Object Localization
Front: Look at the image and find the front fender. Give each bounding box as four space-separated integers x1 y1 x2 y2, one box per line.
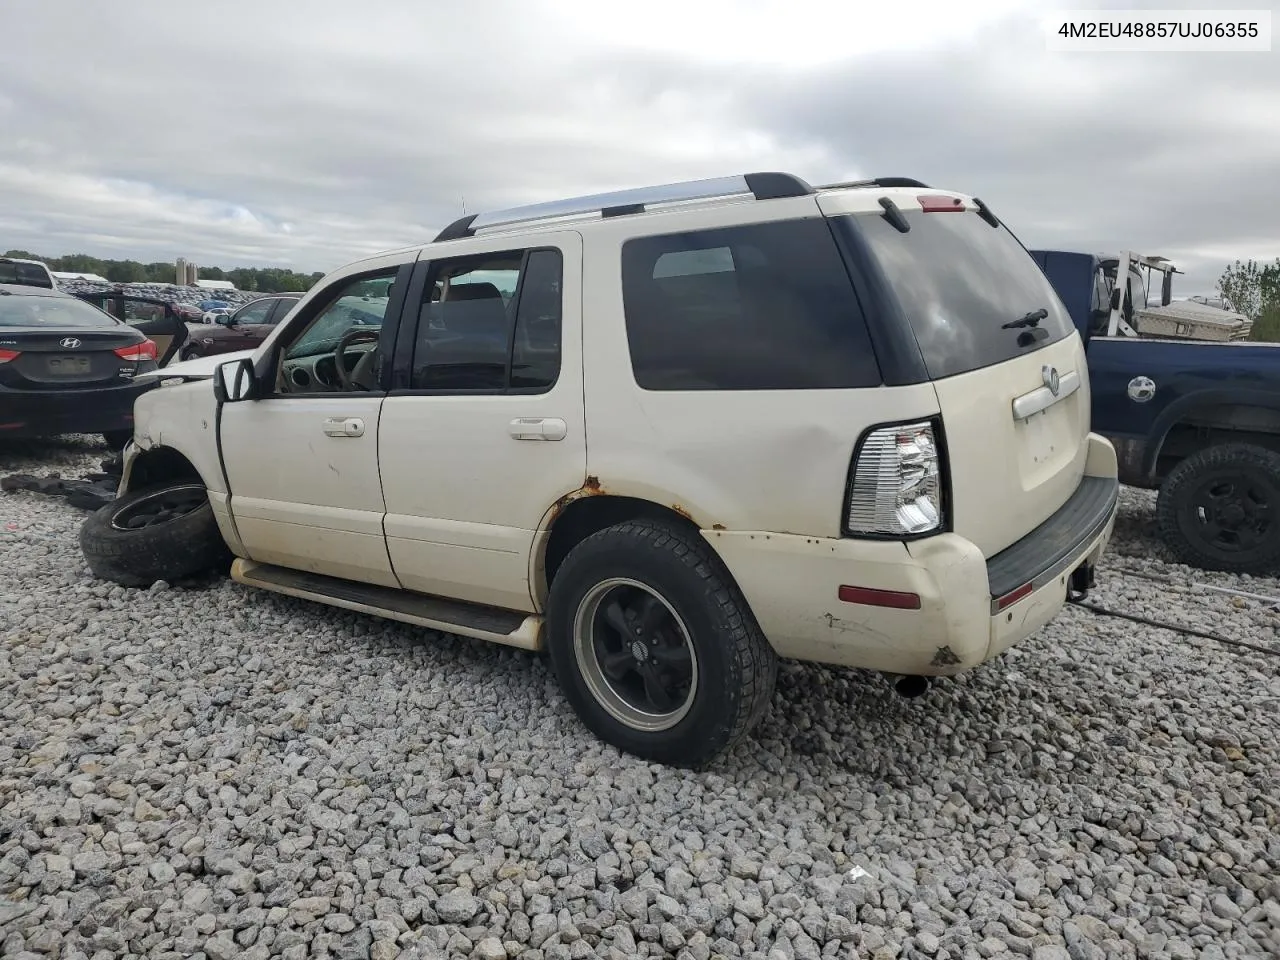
119 381 247 558
123 381 226 496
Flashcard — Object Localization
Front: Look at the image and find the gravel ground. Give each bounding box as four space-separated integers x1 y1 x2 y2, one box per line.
2 436 1278 960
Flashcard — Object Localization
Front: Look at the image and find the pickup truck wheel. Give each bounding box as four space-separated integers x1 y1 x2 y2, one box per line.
1156 443 1280 574
79 482 231 587
545 519 777 768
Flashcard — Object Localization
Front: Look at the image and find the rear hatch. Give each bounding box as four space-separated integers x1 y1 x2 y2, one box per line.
827 192 1090 557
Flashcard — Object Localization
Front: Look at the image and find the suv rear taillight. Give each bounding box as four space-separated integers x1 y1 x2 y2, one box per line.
844 420 943 536
0 348 19 363
114 340 158 362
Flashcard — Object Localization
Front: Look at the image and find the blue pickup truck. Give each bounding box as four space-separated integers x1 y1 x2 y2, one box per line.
1033 249 1280 575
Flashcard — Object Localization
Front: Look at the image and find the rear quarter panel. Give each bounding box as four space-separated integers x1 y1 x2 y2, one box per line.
575 195 942 535
1087 336 1280 481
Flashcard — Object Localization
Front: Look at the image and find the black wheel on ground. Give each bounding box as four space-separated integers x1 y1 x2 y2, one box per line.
101 429 134 450
545 519 777 767
79 482 232 587
1156 443 1280 574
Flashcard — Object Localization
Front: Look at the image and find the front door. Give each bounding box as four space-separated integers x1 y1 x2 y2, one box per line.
218 261 411 587
378 232 585 612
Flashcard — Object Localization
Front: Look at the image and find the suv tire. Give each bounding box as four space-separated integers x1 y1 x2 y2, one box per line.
1156 443 1280 574
80 482 231 587
545 519 776 767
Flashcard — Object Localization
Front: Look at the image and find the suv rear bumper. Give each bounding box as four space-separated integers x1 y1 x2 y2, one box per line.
704 433 1119 677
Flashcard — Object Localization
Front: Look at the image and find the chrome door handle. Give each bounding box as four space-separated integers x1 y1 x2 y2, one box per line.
323 417 365 437
509 417 567 441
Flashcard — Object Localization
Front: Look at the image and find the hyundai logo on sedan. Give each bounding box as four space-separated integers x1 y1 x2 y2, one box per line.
59 337 82 349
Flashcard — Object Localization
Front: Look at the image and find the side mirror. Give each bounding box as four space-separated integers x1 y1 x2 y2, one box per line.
216 313 236 326
213 357 258 404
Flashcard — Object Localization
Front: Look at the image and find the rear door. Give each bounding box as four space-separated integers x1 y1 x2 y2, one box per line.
826 194 1091 556
377 232 585 612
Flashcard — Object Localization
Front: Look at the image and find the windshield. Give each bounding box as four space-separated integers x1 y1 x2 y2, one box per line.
841 209 1075 380
0 294 121 329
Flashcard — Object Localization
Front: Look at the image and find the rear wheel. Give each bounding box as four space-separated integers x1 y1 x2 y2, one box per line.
545 519 777 767
80 481 231 587
1156 443 1280 574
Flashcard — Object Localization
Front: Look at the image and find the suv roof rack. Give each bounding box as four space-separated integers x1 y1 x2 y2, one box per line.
817 177 932 190
432 172 813 242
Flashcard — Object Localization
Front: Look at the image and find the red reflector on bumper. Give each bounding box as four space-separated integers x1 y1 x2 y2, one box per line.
838 585 922 610
996 582 1034 611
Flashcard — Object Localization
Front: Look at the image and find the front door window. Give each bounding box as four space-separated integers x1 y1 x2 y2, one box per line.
276 274 396 393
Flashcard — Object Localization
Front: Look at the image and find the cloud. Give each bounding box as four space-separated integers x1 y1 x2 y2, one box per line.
0 0 1276 297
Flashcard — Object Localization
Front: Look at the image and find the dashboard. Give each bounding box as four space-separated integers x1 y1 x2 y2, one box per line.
280 340 377 392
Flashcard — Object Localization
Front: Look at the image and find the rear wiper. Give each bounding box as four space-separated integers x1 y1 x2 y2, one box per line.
1003 307 1048 329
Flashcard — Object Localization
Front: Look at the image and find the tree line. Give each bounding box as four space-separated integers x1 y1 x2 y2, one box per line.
3 249 325 294
1218 259 1280 342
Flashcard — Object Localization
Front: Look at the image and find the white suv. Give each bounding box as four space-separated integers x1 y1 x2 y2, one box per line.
81 172 1119 766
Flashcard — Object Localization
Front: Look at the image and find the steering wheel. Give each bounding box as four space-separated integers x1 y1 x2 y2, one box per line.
334 328 380 391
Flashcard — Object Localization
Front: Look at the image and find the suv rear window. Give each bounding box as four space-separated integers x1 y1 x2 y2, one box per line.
0 260 54 289
841 210 1074 380
621 219 881 391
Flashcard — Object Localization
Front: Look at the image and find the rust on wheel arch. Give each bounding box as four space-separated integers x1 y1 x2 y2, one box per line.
546 475 608 523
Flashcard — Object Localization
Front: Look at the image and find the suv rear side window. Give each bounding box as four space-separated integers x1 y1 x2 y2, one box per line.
621 219 881 391
840 210 1075 380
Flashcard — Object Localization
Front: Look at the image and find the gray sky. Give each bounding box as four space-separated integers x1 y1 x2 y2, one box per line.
2 0 1276 296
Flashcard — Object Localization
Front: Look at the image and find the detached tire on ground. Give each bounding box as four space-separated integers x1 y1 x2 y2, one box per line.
1156 443 1280 575
80 482 231 587
545 519 777 768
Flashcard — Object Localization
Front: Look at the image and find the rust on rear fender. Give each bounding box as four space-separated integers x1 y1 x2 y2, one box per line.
546 475 607 522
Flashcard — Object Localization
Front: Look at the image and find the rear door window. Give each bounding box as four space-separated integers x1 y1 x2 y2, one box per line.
840 210 1075 380
410 248 563 393
267 299 298 325
621 219 881 390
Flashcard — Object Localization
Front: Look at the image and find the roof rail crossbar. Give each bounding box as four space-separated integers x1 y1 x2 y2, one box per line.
818 177 932 190
455 172 812 235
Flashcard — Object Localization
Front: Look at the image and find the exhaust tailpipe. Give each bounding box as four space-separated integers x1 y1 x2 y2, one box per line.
893 675 931 698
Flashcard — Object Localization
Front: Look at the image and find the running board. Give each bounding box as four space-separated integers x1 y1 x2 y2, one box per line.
230 559 543 651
